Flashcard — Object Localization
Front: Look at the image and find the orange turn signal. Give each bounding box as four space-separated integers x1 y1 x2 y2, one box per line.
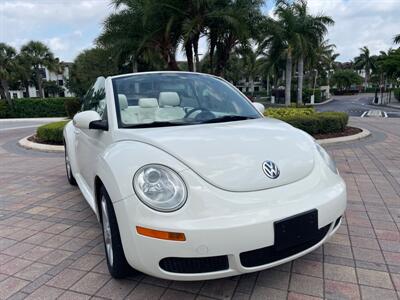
136 226 186 241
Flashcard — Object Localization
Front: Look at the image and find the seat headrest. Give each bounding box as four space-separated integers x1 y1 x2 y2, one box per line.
118 94 128 110
159 92 180 107
139 98 158 108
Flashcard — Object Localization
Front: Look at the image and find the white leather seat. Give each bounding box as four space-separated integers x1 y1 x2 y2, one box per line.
137 98 158 123
118 94 139 124
156 92 185 121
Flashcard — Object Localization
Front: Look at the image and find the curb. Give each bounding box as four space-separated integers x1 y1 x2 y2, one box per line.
19 127 371 153
385 104 400 110
18 136 64 153
306 97 334 106
0 117 66 123
317 127 370 145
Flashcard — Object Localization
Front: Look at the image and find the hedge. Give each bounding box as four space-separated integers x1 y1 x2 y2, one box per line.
394 88 400 101
36 120 69 144
64 98 81 118
0 98 80 118
271 89 325 104
265 108 348 135
331 89 359 95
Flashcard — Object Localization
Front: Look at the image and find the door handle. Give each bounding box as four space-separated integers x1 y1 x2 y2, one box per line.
74 129 80 135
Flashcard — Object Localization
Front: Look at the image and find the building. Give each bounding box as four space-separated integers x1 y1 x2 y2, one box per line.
7 62 75 99
235 76 265 94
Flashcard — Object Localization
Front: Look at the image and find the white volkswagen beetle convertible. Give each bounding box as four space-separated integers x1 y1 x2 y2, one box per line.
64 72 346 280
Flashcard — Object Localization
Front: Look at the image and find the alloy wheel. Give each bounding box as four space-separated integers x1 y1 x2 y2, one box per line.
101 196 114 266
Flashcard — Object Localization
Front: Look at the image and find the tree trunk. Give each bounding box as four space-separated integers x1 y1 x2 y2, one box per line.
24 82 30 98
193 32 200 72
266 74 270 96
132 59 138 73
285 50 292 106
365 68 369 91
209 33 216 74
35 68 44 98
249 75 254 95
1 79 13 108
167 52 180 71
185 41 194 72
297 55 304 106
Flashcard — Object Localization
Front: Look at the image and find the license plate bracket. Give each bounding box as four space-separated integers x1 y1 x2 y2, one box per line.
274 209 319 251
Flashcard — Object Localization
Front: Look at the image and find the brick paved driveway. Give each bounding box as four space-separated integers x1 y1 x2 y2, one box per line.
0 118 399 300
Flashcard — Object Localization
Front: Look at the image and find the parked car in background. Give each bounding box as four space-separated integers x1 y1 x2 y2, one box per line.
64 72 346 280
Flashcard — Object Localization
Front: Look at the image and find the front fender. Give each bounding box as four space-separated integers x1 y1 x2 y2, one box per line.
95 140 189 204
63 121 77 171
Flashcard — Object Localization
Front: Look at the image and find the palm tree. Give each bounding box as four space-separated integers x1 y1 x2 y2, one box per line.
99 0 182 71
260 1 299 106
15 53 35 98
20 41 58 98
354 46 377 91
0 43 17 107
208 0 263 76
292 0 334 105
308 40 338 92
394 34 400 44
236 45 264 95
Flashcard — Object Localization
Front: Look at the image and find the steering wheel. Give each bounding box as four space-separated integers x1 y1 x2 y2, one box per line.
185 108 215 121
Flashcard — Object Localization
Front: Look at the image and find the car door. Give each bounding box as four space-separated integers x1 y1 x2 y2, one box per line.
74 77 110 197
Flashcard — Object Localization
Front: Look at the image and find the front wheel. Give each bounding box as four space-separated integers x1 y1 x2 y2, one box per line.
100 186 133 278
64 145 77 185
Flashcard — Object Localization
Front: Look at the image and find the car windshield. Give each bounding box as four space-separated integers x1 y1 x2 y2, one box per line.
112 73 261 128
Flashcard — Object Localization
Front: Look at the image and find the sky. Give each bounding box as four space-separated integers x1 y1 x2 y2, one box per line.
1 0 399 63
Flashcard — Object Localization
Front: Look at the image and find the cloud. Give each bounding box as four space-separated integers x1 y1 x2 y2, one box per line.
0 0 111 61
307 0 400 61
1 0 399 63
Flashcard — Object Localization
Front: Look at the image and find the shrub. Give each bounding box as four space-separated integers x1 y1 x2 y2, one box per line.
64 98 81 118
36 120 69 144
266 107 315 118
394 88 400 101
0 97 79 118
279 114 321 134
365 87 379 93
0 101 9 118
265 108 348 135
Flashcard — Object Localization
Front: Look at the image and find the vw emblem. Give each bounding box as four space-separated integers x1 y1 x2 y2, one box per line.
262 161 280 179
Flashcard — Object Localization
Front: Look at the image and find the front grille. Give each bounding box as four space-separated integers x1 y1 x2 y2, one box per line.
159 255 229 274
240 223 331 268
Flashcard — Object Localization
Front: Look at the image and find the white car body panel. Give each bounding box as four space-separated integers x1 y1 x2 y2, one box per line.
64 71 346 280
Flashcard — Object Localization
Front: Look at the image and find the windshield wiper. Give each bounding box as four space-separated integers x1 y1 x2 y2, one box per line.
200 115 256 124
123 121 193 128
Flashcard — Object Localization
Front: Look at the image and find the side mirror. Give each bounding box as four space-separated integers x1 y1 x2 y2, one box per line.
253 102 265 114
73 111 102 130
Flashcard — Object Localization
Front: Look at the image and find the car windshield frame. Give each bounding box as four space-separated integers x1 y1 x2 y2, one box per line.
111 72 261 129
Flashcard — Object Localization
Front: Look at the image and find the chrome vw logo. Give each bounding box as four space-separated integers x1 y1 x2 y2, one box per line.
262 161 280 179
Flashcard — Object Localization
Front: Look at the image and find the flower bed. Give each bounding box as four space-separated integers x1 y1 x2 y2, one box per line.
265 107 349 136
35 120 69 145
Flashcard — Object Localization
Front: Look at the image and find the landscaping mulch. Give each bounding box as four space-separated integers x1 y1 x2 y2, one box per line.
28 135 63 146
312 126 362 139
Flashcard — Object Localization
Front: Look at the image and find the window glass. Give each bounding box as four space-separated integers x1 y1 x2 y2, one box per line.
112 73 260 128
82 77 106 117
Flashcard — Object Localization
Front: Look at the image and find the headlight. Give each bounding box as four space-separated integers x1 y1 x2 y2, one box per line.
133 164 187 212
316 144 338 174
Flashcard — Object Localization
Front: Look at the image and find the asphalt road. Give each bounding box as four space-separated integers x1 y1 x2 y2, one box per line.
0 120 52 132
315 94 400 118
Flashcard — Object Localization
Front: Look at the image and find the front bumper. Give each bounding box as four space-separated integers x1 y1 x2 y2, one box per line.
113 160 346 281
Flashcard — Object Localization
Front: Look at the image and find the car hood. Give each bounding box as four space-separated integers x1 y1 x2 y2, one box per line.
118 118 315 192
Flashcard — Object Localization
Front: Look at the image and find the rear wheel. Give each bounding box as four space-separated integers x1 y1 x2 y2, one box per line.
64 145 77 185
100 186 133 278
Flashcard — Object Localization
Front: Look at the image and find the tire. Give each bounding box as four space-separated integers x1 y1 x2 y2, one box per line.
64 144 77 186
99 186 133 278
